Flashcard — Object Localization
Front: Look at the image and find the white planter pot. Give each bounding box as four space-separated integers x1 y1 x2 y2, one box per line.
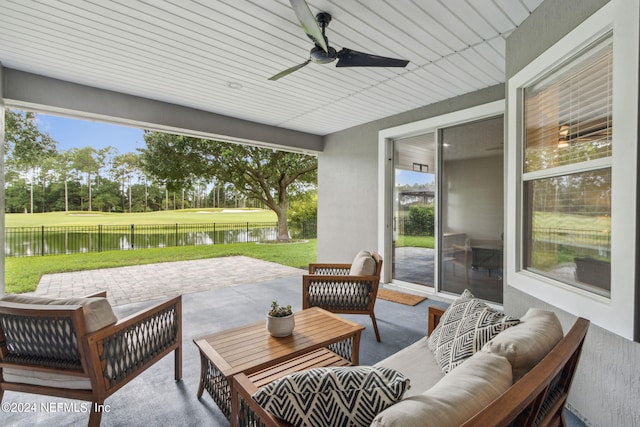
266 314 295 337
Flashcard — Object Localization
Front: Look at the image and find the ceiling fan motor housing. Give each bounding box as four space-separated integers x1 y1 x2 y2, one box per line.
310 45 337 64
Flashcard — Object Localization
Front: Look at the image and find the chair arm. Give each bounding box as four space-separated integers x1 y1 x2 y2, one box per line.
308 263 352 275
303 274 380 285
233 373 293 427
428 306 446 336
83 296 182 393
462 317 589 427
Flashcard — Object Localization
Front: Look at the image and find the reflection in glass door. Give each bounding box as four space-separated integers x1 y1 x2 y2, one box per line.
392 133 436 286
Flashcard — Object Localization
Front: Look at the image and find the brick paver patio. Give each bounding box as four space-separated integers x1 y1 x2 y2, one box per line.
34 256 304 306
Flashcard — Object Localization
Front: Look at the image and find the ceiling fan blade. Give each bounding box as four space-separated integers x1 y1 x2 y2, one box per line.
336 48 409 68
289 0 328 53
269 59 311 81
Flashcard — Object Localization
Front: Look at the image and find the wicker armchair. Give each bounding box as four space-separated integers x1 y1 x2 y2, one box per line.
0 292 182 427
303 252 383 342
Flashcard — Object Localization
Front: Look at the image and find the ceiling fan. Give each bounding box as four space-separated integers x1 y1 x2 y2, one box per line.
269 0 410 81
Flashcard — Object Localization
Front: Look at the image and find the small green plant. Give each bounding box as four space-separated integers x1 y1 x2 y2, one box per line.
269 301 293 317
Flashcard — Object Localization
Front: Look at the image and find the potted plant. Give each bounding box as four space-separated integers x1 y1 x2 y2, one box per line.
266 301 295 337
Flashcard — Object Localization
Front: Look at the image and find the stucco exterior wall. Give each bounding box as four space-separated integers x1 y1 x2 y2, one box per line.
318 85 504 263
505 0 640 425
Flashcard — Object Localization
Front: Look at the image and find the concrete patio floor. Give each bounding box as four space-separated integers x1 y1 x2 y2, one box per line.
3 257 586 426
5 266 445 426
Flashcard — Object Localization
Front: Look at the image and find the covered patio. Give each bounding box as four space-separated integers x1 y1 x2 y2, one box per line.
1 259 445 426
1 1 640 426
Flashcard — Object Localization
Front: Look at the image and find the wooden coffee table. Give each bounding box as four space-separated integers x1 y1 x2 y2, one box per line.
194 307 365 422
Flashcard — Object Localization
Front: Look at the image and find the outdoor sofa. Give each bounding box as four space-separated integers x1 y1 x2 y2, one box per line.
233 290 589 426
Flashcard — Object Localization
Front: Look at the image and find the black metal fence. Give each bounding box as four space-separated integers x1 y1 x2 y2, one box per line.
531 227 611 258
5 221 317 257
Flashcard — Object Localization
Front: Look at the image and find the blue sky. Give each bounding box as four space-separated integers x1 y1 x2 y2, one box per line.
396 169 434 187
32 115 432 189
36 114 145 154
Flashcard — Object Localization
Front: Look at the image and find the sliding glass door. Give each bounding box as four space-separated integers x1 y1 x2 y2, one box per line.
440 116 504 303
381 103 504 303
392 133 436 287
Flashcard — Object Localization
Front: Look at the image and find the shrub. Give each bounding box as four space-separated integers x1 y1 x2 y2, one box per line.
406 204 434 236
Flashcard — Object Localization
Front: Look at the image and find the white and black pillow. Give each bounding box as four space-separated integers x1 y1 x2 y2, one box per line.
252 366 409 427
428 289 520 374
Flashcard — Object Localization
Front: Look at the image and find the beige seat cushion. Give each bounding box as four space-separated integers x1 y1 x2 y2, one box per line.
371 351 512 427
0 294 117 333
374 336 444 396
2 368 91 390
349 250 377 276
482 308 563 380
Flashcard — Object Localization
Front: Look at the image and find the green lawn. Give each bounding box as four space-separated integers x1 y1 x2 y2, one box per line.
5 208 277 227
5 239 316 294
395 235 435 248
532 211 610 230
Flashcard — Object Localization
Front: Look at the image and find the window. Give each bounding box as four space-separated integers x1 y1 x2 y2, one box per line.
522 36 612 297
507 2 639 341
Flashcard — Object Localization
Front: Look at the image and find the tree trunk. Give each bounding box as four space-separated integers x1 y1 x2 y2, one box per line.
276 214 291 242
64 179 68 212
275 206 291 243
121 180 125 212
88 172 92 212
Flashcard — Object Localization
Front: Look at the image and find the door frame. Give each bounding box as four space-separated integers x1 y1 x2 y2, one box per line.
377 100 504 296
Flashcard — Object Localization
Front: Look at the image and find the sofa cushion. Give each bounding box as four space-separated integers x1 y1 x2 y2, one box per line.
371 351 512 427
0 294 117 333
483 308 563 380
374 336 444 396
428 289 519 373
253 366 409 427
349 250 377 276
2 368 91 390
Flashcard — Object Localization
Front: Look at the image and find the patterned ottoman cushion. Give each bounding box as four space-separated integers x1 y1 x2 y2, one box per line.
252 365 409 427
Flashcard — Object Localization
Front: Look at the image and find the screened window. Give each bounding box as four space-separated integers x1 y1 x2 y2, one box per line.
522 35 612 296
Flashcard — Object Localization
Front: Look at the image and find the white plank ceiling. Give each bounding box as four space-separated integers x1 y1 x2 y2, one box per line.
0 0 543 136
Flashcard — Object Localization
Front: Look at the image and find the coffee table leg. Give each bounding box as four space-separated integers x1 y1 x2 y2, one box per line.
197 351 206 399
351 331 362 365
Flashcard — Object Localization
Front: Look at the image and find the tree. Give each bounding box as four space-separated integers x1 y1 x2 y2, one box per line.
214 145 317 241
4 110 57 213
72 147 100 211
92 180 120 212
140 132 318 242
138 132 213 190
112 152 141 213
288 191 317 238
51 150 76 212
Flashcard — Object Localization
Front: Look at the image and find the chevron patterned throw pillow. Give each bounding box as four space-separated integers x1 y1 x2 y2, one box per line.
252 366 409 427
428 289 520 374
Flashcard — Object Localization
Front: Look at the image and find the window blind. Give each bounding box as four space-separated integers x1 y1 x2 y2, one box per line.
524 36 613 173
